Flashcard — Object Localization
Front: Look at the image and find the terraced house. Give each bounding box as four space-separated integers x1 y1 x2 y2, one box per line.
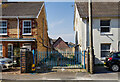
74 2 120 64
0 2 50 58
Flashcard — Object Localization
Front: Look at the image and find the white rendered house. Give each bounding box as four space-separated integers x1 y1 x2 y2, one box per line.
74 2 120 64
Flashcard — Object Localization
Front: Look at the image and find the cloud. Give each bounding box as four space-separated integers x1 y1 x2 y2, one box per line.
50 19 64 28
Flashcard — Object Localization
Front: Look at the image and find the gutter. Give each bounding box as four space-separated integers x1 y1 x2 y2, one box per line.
81 15 120 18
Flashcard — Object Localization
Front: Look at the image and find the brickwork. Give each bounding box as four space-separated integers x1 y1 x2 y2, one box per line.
8 19 18 38
35 6 50 52
2 42 8 57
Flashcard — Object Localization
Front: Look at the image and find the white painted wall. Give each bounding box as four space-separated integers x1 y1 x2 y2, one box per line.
74 4 87 51
93 18 119 64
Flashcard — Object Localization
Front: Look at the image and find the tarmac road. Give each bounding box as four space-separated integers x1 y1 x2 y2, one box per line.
1 66 119 80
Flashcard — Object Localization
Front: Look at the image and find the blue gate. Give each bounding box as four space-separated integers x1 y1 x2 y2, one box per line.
35 51 84 69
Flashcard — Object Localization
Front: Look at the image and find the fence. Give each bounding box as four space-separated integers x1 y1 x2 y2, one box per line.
35 51 85 69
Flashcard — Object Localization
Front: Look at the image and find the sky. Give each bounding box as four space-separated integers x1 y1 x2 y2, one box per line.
8 0 75 43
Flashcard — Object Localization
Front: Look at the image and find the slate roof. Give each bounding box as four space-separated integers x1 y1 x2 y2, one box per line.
1 2 44 17
76 2 119 18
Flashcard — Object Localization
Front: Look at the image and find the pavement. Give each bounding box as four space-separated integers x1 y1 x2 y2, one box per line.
1 66 119 80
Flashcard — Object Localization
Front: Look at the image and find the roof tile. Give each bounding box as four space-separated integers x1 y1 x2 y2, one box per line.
1 2 44 17
76 2 119 17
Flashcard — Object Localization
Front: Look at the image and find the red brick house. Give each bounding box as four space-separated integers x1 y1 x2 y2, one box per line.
0 2 50 58
52 37 75 54
53 37 69 51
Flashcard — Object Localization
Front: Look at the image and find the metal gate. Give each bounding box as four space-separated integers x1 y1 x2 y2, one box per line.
35 51 83 69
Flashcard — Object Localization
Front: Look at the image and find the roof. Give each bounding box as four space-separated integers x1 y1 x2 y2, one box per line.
52 39 57 43
76 2 119 18
1 2 44 18
53 37 69 48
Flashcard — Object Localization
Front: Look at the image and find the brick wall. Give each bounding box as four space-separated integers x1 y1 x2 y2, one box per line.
35 5 50 52
8 19 18 38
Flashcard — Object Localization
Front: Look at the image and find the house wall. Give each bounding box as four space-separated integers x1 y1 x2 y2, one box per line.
0 18 38 39
35 5 50 52
75 17 119 64
74 5 87 51
93 18 119 64
74 4 119 64
2 41 36 57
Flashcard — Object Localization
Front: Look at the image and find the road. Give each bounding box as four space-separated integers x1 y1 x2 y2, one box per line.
1 66 119 80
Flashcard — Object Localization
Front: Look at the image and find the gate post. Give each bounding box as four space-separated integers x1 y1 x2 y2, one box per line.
86 47 90 72
20 48 33 73
83 50 86 69
20 48 27 73
32 49 35 72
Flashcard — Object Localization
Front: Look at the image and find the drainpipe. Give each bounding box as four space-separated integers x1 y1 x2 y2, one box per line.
17 17 19 39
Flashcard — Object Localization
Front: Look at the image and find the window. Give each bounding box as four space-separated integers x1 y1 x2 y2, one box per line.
101 44 111 57
0 44 2 57
100 20 110 33
23 20 31 35
8 44 13 58
0 20 7 35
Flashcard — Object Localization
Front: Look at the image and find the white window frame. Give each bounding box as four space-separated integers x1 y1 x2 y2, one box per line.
22 20 32 35
8 44 13 58
0 20 7 35
101 44 111 59
0 44 2 57
100 20 111 34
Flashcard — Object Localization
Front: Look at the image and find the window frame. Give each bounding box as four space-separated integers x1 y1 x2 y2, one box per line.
0 44 2 57
22 20 32 35
100 20 111 33
8 44 13 58
101 43 111 58
0 20 7 35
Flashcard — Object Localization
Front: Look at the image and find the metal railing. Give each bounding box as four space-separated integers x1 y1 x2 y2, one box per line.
35 51 83 69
